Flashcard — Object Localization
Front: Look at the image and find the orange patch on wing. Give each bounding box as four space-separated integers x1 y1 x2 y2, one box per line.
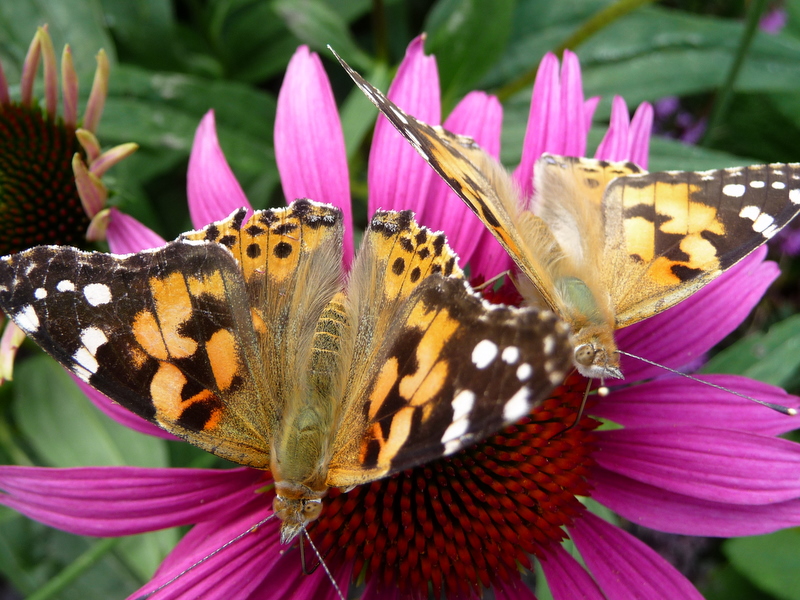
150 272 198 358
376 406 414 465
623 216 656 262
151 362 187 420
133 310 168 360
188 270 226 300
206 328 240 390
398 308 458 399
368 357 399 420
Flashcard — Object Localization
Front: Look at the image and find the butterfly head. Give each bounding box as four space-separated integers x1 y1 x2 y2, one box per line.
572 326 623 380
273 482 326 544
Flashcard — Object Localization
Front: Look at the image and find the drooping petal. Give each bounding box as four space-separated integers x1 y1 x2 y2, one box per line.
368 36 439 215
514 52 560 198
72 154 107 217
61 45 78 128
72 375 177 440
275 46 353 265
106 208 166 254
82 49 109 133
628 102 654 169
0 465 263 536
570 511 704 599
617 247 777 381
592 375 800 436
594 426 800 504
187 111 251 228
540 543 606 600
592 466 800 537
594 96 631 162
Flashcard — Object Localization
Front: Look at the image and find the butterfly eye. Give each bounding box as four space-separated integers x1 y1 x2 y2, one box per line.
574 343 596 368
303 499 323 520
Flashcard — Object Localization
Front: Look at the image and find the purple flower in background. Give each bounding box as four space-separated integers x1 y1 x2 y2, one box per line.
3 39 800 600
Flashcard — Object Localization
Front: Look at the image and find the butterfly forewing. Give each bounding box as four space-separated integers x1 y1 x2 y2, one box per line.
0 241 275 466
603 164 800 327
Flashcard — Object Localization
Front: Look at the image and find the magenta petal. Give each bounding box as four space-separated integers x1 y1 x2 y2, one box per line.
594 96 630 162
71 374 177 439
275 46 353 266
421 91 502 264
570 511 703 599
0 465 263 536
559 49 587 157
368 36 440 215
187 111 251 229
492 580 537 600
514 52 560 197
583 96 600 133
628 102 654 169
595 426 800 504
139 496 279 600
593 375 799 436
252 541 350 600
540 543 605 600
106 208 166 254
617 247 777 380
592 466 800 537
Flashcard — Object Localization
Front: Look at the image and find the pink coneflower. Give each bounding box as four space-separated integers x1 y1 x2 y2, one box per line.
0 26 136 383
2 39 800 600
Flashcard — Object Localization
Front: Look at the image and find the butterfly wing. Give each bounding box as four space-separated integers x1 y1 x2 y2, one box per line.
0 200 344 468
600 164 800 328
332 49 565 316
326 211 572 487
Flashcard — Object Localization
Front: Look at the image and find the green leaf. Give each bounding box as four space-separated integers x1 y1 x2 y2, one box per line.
100 64 279 216
99 0 178 70
273 0 373 71
424 0 515 104
702 563 774 600
0 0 116 85
12 354 168 468
724 529 800 600
702 315 800 388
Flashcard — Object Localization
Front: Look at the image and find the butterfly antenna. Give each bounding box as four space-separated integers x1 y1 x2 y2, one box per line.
616 350 798 416
135 513 277 599
472 270 511 292
302 527 346 600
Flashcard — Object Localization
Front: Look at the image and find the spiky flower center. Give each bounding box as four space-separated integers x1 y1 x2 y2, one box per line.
310 375 599 598
0 104 87 254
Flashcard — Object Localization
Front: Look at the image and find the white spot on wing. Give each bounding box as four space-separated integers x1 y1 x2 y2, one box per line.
451 390 475 422
472 340 498 369
73 348 99 375
542 334 555 356
772 181 786 190
722 183 746 197
34 288 47 300
441 419 469 445
503 387 530 422
15 305 40 332
501 346 519 364
80 327 108 355
752 212 775 234
739 205 760 221
517 363 532 381
791 189 800 204
57 280 75 292
84 283 112 306
749 180 765 188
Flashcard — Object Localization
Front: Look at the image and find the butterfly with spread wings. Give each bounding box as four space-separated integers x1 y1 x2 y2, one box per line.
333 49 800 380
0 200 573 543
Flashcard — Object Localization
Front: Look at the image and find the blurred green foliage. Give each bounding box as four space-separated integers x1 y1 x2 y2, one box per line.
2 1 800 598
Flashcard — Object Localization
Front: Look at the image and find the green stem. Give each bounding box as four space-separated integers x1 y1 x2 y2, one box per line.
372 0 389 62
26 537 121 600
496 0 656 102
701 0 769 146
